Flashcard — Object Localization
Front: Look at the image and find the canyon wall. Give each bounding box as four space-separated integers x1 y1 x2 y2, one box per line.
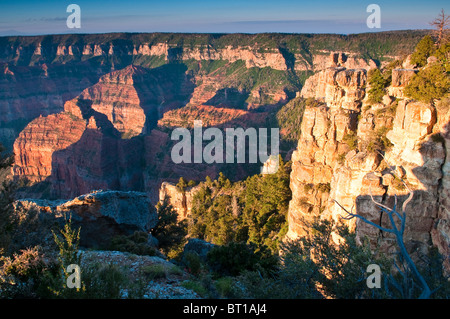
286 55 449 269
4 33 443 259
2 32 424 160
1 38 378 72
10 64 245 201
0 61 106 150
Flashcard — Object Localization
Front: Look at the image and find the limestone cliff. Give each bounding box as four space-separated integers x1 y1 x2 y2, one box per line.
3 39 377 73
79 65 148 137
157 104 268 129
0 61 103 150
300 62 367 110
286 54 449 269
159 182 201 220
11 66 168 199
433 100 450 271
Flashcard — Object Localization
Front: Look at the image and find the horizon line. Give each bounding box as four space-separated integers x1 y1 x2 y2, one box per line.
0 28 434 38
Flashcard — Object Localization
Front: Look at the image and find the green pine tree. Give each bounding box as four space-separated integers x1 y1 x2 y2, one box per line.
367 68 390 104
405 62 449 103
410 35 436 67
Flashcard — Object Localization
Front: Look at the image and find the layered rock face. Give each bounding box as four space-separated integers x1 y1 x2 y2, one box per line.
300 65 367 110
159 182 201 220
157 104 268 129
11 64 250 201
0 62 101 123
286 103 362 238
79 65 148 137
180 45 288 70
6 40 371 73
53 42 289 70
1 33 399 147
287 60 449 268
11 65 191 199
48 42 380 73
0 61 104 150
433 101 450 271
187 64 290 111
13 113 86 181
306 51 377 72
281 53 374 239
13 103 146 199
327 104 438 243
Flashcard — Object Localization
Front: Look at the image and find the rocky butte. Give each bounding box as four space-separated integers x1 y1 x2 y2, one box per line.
286 52 449 271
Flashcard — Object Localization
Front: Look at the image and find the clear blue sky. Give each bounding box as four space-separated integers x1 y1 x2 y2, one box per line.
0 0 448 35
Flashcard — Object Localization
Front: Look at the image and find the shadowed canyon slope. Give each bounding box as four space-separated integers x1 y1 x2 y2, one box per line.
10 63 268 201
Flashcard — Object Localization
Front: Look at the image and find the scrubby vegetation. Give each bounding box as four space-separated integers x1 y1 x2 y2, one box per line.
108 231 158 257
152 197 188 259
0 215 132 298
188 157 291 253
342 131 359 151
362 126 393 155
367 68 391 104
178 216 450 299
410 35 437 67
405 32 449 103
405 61 449 103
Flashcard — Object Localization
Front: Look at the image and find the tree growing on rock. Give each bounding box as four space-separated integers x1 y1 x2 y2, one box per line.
367 68 390 103
405 62 449 103
405 32 449 104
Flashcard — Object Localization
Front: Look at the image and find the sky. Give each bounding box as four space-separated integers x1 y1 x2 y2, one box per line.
0 0 448 36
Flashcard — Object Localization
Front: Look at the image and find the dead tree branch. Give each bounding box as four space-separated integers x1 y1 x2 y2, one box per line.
333 160 431 298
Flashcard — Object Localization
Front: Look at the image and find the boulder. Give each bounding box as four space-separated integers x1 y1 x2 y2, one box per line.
182 238 216 262
13 190 157 249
